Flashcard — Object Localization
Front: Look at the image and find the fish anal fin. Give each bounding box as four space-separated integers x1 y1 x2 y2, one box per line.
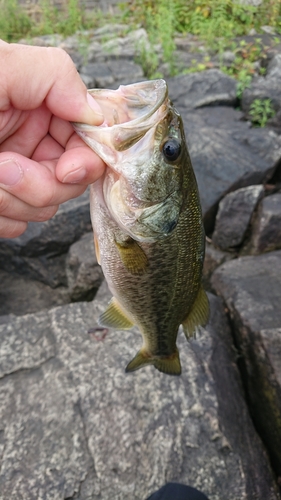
99 297 134 329
125 348 181 376
114 237 148 275
94 233 101 265
182 286 209 340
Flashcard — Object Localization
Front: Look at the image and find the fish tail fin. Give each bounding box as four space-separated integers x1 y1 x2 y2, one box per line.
182 285 209 340
125 348 181 376
153 350 181 376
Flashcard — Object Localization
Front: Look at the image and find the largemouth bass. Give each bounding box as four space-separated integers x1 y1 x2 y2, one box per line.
73 79 209 376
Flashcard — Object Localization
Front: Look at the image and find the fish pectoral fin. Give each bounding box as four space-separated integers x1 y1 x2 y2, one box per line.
94 232 101 265
182 286 209 340
99 297 134 329
125 348 181 376
114 237 148 275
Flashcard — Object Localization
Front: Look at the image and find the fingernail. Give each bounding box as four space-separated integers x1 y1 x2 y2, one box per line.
0 159 22 186
87 93 104 118
62 167 87 184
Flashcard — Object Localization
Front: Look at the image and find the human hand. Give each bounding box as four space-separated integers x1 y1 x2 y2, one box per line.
0 40 105 238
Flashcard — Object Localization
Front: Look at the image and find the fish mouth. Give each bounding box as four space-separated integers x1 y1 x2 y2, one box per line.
74 79 182 242
72 79 168 168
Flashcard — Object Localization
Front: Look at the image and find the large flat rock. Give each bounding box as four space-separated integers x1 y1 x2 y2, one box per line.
211 250 281 478
0 284 279 500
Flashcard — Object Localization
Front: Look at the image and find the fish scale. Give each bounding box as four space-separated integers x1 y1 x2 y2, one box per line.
73 79 209 375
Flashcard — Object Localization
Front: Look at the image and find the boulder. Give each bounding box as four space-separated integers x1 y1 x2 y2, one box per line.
212 185 264 250
203 241 234 291
0 284 279 499
0 269 69 316
242 192 281 254
0 191 92 287
80 62 114 88
166 69 238 109
211 250 281 478
66 232 103 302
178 106 281 232
241 55 281 120
80 60 144 89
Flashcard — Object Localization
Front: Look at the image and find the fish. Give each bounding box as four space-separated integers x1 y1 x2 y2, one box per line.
73 79 209 376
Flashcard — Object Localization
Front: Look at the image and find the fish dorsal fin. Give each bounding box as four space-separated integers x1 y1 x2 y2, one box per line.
114 237 148 275
94 233 101 265
182 286 209 340
125 348 181 376
99 297 134 329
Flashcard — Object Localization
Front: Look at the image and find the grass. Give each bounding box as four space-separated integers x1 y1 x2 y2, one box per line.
0 0 112 42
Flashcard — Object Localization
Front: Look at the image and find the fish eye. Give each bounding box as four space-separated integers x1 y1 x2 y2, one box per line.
162 138 181 162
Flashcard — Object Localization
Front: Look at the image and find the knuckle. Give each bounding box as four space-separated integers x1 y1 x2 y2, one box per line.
34 205 58 222
47 46 75 77
0 190 10 214
33 190 55 209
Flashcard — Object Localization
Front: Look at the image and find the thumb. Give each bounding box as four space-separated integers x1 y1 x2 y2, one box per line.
0 42 104 125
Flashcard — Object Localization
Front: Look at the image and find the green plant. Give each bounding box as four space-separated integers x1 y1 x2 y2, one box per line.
236 72 252 99
0 0 111 42
121 0 178 76
249 98 275 127
134 39 161 79
32 0 88 37
0 0 32 41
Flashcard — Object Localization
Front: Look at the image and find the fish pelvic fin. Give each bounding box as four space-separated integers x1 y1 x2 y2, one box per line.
114 237 148 275
99 297 134 329
125 348 181 376
182 286 209 340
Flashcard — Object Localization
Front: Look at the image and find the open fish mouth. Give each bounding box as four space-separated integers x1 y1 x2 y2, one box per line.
73 79 184 242
72 79 169 168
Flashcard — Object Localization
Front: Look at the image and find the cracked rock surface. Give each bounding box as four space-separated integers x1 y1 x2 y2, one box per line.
211 251 281 479
0 284 280 500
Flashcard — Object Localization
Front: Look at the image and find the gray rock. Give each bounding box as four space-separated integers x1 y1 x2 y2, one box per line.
243 192 281 254
0 284 279 499
66 232 103 302
80 62 114 88
261 25 276 35
0 269 69 316
0 191 92 286
241 71 281 118
98 28 151 61
107 59 144 86
18 34 64 46
86 40 104 63
167 69 238 109
211 250 281 477
68 49 85 71
203 241 234 291
92 24 129 40
267 54 281 79
179 107 281 233
80 60 144 89
220 50 236 66
240 0 262 5
212 185 264 250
